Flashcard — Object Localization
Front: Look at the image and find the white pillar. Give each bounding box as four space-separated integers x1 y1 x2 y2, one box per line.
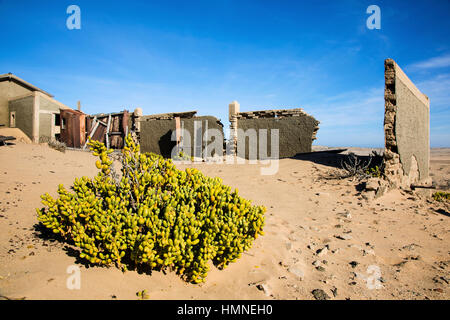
228 101 240 155
32 93 40 143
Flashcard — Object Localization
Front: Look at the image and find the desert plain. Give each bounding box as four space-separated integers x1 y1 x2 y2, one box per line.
0 141 449 300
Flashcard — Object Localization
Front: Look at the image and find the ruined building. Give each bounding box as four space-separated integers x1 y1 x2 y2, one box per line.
228 101 320 159
1 73 320 160
134 110 224 158
0 73 73 143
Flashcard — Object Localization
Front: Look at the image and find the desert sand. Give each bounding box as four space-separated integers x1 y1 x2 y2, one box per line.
0 142 448 300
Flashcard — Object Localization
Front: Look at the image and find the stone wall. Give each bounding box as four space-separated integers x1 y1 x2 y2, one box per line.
137 111 224 158
383 59 431 189
230 105 319 159
0 81 32 127
8 95 34 140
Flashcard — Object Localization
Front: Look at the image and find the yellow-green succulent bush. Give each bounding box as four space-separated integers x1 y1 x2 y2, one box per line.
36 135 265 283
433 191 450 202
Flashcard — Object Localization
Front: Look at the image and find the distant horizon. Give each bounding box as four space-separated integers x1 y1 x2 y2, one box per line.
312 144 450 149
1 0 448 147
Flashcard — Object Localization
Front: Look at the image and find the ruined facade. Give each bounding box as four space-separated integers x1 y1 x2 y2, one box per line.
135 111 224 158
85 111 131 149
1 74 319 161
383 59 431 189
229 101 319 159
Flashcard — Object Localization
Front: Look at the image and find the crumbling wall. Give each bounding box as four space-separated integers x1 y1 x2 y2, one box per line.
383 59 431 188
233 108 319 159
138 111 224 158
86 111 131 149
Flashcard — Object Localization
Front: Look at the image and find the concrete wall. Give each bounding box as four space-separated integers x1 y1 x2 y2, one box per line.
8 95 34 140
0 81 33 127
38 94 66 140
235 108 319 159
383 59 431 188
39 95 64 112
139 114 224 158
39 113 53 139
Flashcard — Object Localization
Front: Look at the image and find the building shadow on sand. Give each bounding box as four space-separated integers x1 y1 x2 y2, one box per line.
290 149 383 170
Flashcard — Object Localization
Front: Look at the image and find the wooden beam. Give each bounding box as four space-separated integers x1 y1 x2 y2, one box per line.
106 114 112 149
83 117 99 150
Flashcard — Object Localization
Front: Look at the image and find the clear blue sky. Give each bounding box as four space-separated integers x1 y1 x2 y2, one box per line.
0 0 449 147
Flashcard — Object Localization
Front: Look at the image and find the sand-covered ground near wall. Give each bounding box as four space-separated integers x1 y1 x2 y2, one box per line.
0 142 449 300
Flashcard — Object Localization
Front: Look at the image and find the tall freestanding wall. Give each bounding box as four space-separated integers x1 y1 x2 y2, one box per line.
383 59 431 188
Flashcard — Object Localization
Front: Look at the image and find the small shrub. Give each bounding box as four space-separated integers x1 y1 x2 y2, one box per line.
365 165 383 178
327 151 383 181
433 191 450 202
40 136 66 153
172 151 193 162
36 135 265 283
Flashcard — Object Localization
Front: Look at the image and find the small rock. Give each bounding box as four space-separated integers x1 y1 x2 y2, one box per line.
256 284 271 297
288 266 305 281
349 261 359 268
335 234 353 240
331 287 338 297
312 289 330 300
363 249 375 256
316 266 326 272
316 246 328 257
312 260 321 267
338 212 352 219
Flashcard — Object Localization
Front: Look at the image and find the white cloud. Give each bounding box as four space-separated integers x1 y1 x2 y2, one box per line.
304 87 385 147
415 73 450 109
408 54 450 71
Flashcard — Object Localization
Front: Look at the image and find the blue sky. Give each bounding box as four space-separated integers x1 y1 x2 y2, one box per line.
0 0 449 147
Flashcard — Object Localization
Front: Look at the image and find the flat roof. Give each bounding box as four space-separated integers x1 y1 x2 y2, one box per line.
0 73 53 97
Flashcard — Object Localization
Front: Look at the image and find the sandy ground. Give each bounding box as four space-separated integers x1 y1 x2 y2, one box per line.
0 128 32 144
0 142 449 300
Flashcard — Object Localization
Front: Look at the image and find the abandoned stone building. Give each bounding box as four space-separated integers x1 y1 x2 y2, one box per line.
134 110 224 158
228 101 320 159
1 74 320 161
0 74 320 160
0 73 73 143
